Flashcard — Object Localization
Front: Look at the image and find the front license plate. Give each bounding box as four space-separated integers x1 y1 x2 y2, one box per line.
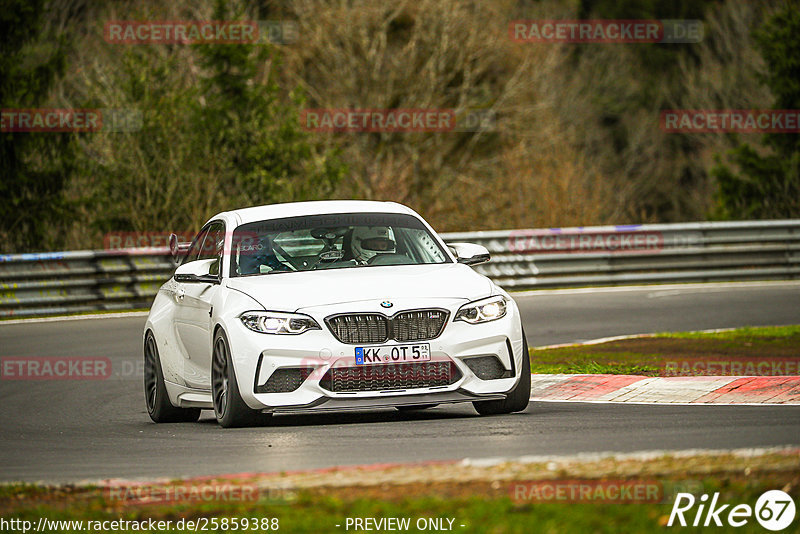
355 344 431 365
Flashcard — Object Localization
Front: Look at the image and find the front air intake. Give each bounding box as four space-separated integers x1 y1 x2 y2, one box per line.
256 367 314 393
463 355 512 380
319 361 461 392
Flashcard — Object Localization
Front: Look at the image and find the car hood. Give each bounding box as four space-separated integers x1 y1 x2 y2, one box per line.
224 263 493 312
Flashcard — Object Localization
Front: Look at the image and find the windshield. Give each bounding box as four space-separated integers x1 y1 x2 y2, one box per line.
231 212 451 276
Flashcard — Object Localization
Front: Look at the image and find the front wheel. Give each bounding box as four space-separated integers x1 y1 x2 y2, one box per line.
212 329 271 428
144 332 201 423
473 331 531 415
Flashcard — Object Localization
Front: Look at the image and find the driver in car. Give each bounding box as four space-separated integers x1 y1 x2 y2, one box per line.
350 226 396 264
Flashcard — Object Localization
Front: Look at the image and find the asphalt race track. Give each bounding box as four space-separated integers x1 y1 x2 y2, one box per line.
1 282 799 482
515 281 800 346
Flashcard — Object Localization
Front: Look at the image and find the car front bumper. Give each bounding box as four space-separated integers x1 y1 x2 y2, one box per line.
227 298 525 413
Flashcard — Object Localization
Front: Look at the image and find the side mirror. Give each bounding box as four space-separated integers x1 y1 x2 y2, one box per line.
448 242 491 266
174 258 219 284
169 233 192 263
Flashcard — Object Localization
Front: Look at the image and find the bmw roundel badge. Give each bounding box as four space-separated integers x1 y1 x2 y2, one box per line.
380 301 393 308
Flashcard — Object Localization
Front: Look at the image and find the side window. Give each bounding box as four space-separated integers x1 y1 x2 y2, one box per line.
199 222 225 275
181 229 209 265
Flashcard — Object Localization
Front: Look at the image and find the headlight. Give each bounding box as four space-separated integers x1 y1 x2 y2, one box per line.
239 311 321 334
454 296 508 324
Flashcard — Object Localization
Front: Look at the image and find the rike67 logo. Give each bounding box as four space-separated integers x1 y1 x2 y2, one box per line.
668 490 796 531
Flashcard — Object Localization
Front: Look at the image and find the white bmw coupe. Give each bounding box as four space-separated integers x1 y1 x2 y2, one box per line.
144 200 530 427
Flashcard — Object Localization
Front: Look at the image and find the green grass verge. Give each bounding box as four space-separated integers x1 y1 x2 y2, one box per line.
529 325 800 376
1 476 796 533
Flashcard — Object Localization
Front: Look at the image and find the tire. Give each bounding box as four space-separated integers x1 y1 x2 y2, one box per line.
396 404 438 411
144 332 201 423
212 329 271 428
473 331 531 415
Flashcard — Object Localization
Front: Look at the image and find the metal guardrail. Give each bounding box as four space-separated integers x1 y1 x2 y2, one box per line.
1 220 798 317
447 220 800 289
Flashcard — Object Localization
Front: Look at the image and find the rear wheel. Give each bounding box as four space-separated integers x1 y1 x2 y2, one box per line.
144 332 201 423
212 329 271 428
473 331 531 415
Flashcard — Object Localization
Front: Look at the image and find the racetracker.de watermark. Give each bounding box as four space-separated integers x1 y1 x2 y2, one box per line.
509 19 703 43
104 20 298 45
1 357 112 380
0 109 141 133
103 483 268 506
104 231 195 251
661 358 800 376
1 358 212 382
300 109 495 133
508 228 668 255
661 109 800 133
103 230 264 256
510 478 703 504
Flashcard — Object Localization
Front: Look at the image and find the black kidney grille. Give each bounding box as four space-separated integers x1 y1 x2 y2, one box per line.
326 309 449 344
393 310 448 341
327 313 389 344
319 361 460 392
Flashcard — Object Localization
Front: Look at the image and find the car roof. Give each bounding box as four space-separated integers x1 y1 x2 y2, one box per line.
210 200 417 227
